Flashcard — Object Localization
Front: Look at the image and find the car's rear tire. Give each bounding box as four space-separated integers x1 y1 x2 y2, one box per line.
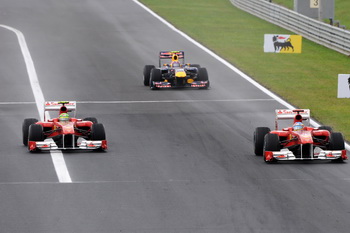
28 124 44 142
143 65 155 86
319 125 333 133
263 133 280 163
197 67 209 89
83 117 98 124
22 118 38 146
329 132 345 150
150 68 162 90
254 127 271 156
190 64 201 68
91 123 106 140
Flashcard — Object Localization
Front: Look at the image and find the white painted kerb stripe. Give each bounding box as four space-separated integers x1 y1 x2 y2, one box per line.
133 0 350 152
0 25 72 183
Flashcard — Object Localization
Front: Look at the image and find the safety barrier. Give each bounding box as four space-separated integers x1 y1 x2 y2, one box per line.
230 0 350 56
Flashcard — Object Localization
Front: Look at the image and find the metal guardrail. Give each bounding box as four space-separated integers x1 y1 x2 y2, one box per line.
230 0 350 56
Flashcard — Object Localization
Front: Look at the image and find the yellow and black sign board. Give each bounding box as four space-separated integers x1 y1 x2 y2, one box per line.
264 34 302 53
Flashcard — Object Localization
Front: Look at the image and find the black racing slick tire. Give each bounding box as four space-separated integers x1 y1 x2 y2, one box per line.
264 133 280 151
150 68 162 90
91 123 106 140
22 118 38 146
197 67 209 81
197 67 209 89
190 64 201 68
28 124 44 142
83 117 98 124
319 125 333 133
263 133 280 163
329 132 345 150
254 127 271 156
143 65 155 86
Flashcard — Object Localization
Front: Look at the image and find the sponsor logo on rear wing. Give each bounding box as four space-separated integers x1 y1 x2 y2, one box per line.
159 51 185 59
44 101 77 121
275 109 310 120
44 101 76 111
274 109 310 130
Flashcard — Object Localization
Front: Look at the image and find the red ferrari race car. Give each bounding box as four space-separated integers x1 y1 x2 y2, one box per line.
22 101 107 152
254 109 347 163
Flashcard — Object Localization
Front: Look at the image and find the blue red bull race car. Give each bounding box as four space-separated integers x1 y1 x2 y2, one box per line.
22 101 107 152
254 109 347 163
143 51 209 90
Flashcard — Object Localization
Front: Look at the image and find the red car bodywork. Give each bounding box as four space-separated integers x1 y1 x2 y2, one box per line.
265 126 347 161
24 101 107 151
254 109 347 162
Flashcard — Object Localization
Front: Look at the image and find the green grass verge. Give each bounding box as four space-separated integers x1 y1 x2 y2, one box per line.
272 0 294 10
335 1 350 28
139 0 350 140
275 0 350 28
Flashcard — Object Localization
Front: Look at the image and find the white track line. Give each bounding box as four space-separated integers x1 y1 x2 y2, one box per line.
77 99 274 104
0 25 72 183
0 102 36 105
133 0 350 151
0 99 274 105
1 177 350 185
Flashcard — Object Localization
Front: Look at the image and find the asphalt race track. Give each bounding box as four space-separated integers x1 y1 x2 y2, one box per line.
1 0 350 232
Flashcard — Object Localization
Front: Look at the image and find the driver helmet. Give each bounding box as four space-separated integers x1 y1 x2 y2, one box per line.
171 61 180 67
59 113 70 122
293 122 304 131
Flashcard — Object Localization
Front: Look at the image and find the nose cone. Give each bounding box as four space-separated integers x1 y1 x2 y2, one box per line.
296 131 313 144
58 122 75 134
175 70 186 78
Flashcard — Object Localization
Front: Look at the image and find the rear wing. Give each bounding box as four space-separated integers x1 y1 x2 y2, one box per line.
44 101 77 121
275 109 310 129
159 51 185 66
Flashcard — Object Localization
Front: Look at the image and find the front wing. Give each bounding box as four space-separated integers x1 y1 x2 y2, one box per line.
28 138 107 151
152 80 209 88
264 147 347 161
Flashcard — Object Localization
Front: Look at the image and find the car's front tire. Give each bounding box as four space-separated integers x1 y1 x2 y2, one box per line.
150 68 162 90
329 132 345 150
22 118 38 146
254 127 271 156
197 67 209 89
263 133 280 163
143 65 155 86
91 123 106 140
28 124 44 142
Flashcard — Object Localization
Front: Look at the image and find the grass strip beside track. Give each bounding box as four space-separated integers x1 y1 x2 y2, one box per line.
139 0 350 140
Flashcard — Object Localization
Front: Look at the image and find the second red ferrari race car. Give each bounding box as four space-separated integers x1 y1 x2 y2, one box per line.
254 109 347 163
22 101 107 152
